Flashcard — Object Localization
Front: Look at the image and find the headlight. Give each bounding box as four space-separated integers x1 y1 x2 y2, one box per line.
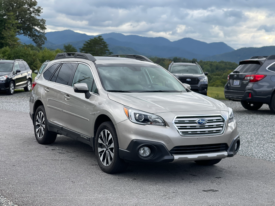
200 76 208 83
0 75 8 81
228 107 234 123
124 107 166 126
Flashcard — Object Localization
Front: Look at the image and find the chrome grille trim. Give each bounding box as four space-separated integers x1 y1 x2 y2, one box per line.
174 115 225 136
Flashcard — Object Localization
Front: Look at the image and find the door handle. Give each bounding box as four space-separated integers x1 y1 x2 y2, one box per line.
65 94 70 100
44 87 49 92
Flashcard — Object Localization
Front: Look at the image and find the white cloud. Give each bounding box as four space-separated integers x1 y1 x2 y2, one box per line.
37 0 275 49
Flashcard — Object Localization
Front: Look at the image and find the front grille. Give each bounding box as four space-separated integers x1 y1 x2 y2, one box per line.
178 77 199 85
170 143 228 155
174 115 225 136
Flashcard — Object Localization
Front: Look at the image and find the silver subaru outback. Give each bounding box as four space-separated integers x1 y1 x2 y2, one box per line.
29 53 240 174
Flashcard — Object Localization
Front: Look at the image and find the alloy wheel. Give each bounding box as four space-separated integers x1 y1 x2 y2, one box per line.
27 80 31 90
35 111 45 139
10 83 14 94
97 129 115 166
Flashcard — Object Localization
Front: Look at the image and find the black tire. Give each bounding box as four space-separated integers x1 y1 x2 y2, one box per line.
34 105 57 144
269 94 275 113
6 81 14 95
95 121 127 174
24 79 32 92
241 100 263 110
195 159 221 166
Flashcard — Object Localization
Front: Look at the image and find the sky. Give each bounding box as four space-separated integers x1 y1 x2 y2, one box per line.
37 0 275 49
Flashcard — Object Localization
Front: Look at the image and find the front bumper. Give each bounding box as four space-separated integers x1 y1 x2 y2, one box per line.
0 81 9 90
190 84 208 94
119 136 240 163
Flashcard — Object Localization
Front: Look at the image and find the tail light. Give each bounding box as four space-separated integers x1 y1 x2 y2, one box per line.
227 75 230 81
32 82 37 90
244 74 266 82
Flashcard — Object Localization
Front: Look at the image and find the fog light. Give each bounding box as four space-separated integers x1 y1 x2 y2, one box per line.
139 146 151 157
235 141 240 151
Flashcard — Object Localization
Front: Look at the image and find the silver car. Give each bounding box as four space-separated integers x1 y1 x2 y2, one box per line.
29 53 240 174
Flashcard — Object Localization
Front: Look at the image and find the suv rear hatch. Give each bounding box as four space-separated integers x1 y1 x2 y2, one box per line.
228 60 263 91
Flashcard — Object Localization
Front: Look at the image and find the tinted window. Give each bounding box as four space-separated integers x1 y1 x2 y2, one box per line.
97 63 186 92
0 63 13 72
235 63 261 73
56 63 78 86
13 62 20 72
38 63 48 74
171 65 203 74
268 63 275 72
50 66 61 82
19 62 26 71
72 64 94 91
43 64 61 80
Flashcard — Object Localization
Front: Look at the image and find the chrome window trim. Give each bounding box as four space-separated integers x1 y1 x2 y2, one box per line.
173 114 226 137
266 62 275 73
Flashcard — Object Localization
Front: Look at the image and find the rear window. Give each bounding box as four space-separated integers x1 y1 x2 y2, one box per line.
235 62 261 73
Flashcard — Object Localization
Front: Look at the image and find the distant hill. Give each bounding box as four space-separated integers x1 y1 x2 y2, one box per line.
18 30 234 59
204 46 275 63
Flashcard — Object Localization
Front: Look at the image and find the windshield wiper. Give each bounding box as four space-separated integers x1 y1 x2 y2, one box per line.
106 90 132 92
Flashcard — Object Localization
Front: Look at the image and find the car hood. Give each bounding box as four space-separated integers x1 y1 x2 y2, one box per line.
0 72 10 76
108 92 228 114
173 74 205 78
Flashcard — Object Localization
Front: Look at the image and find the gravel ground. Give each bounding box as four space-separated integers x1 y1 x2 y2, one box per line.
0 91 274 162
0 196 17 206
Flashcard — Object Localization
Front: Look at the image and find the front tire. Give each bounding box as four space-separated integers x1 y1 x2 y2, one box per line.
241 100 263 110
6 81 14 95
95 121 127 174
24 79 32 92
34 106 57 144
195 159 221 166
269 94 275 113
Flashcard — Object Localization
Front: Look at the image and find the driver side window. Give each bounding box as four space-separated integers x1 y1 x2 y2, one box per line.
72 64 98 93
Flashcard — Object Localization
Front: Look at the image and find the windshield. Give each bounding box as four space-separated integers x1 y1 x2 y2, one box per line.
38 63 48 74
0 63 13 72
234 63 261 73
171 65 203 74
97 63 186 92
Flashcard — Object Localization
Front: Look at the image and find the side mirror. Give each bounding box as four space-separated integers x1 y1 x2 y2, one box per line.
16 70 21 74
73 83 91 99
34 70 38 74
182 83 191 90
204 72 208 76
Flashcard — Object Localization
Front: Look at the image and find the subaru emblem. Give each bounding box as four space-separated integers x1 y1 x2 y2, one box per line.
197 119 207 125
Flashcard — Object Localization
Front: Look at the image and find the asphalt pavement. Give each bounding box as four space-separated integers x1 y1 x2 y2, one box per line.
0 92 275 205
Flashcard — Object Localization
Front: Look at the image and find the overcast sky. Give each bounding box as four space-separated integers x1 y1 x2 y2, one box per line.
37 0 275 49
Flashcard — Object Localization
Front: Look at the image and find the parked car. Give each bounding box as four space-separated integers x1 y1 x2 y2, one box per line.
0 59 32 95
30 52 240 174
168 62 208 95
224 55 275 113
34 60 50 81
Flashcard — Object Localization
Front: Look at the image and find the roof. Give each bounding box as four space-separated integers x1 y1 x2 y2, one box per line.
172 62 197 65
0 60 14 63
94 56 155 65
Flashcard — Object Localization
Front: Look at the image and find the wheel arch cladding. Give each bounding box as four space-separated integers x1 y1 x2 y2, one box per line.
94 115 114 138
33 100 44 122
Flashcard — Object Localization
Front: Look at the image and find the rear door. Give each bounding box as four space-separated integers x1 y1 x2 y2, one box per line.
228 61 262 91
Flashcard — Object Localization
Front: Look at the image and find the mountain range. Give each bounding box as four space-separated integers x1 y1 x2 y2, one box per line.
18 30 275 63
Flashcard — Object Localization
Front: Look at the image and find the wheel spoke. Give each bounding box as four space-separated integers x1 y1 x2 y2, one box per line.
98 147 105 153
109 142 114 149
108 149 114 159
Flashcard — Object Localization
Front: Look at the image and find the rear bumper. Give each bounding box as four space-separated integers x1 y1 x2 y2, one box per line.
224 88 271 103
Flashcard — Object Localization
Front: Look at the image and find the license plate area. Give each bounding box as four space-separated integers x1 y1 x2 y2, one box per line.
233 80 240 86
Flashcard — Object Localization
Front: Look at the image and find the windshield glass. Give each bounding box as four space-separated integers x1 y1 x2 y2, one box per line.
0 63 13 72
97 63 186 92
171 65 203 74
38 63 48 74
234 63 261 73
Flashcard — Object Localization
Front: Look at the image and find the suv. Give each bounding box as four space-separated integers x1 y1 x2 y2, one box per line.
224 55 275 112
34 60 50 81
168 62 208 95
30 52 240 174
0 59 32 95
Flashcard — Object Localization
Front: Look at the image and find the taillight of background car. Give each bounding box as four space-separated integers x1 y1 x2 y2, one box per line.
244 74 266 82
32 82 37 90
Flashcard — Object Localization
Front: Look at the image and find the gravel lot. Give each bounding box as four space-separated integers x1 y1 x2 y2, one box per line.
0 92 275 206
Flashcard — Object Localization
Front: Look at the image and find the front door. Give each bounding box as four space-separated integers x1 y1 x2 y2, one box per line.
12 62 22 87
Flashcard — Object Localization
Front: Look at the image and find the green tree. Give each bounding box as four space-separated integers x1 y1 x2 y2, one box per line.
2 0 46 48
63 44 77 52
1 12 20 48
80 36 112 56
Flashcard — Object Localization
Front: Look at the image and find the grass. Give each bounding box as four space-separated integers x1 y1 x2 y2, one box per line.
207 87 226 100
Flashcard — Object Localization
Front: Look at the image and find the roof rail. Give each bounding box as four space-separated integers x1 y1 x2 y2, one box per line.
55 52 96 62
250 56 268 59
109 54 153 63
15 59 24 61
267 55 275 60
